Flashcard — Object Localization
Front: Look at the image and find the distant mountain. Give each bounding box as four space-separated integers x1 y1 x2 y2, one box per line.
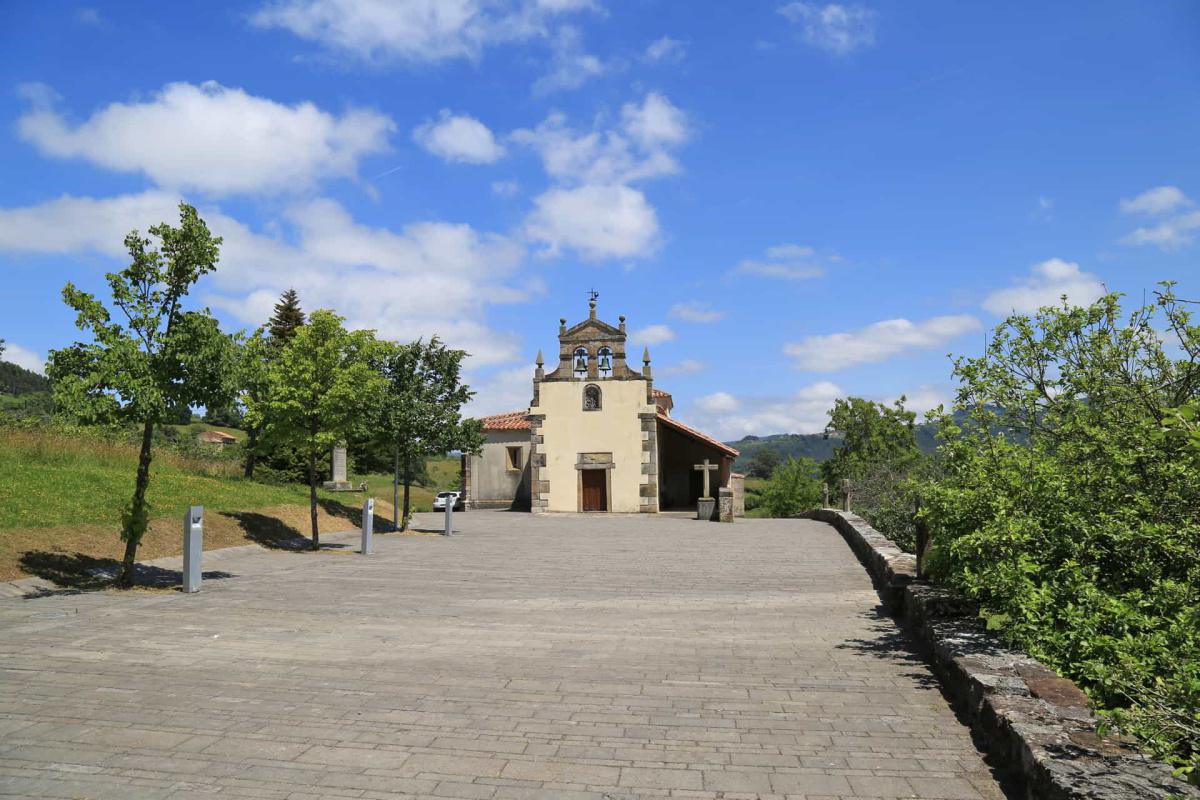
0 360 50 396
728 419 944 472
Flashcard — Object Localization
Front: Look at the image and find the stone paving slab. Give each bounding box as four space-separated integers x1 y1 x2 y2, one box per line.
0 512 1012 799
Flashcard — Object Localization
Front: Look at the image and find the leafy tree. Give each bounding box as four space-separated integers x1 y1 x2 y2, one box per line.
919 287 1200 781
370 337 482 530
202 402 244 428
821 396 921 487
268 288 306 343
0 360 51 396
760 457 821 517
747 447 782 479
47 204 236 587
247 310 383 548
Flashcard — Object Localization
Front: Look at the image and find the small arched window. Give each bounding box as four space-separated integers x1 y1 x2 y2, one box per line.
597 346 613 377
573 347 589 377
583 384 602 411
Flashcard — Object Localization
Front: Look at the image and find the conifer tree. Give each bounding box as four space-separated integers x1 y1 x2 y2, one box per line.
268 289 306 344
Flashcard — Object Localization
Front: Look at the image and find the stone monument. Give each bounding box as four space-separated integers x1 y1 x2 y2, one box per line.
322 445 355 491
717 486 734 523
694 459 719 521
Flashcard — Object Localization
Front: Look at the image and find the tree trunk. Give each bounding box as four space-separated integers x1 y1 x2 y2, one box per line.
401 465 412 532
308 447 319 550
119 419 156 588
243 426 259 479
392 444 400 532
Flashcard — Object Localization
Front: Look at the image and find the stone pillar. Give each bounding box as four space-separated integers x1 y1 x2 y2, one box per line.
840 478 852 512
696 497 716 521
717 487 734 523
182 505 203 593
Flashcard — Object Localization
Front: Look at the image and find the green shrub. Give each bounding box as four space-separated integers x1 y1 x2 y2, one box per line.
760 457 821 517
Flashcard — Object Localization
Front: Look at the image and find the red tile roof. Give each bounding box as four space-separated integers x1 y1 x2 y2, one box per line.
656 411 739 457
651 388 671 398
481 410 532 431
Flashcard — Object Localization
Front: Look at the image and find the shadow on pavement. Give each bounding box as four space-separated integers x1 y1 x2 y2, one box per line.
17 551 234 596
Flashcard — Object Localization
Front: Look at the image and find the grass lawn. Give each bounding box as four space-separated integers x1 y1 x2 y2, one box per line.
0 427 452 585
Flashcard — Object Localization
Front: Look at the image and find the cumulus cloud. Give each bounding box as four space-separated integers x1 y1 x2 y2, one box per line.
644 35 685 63
778 2 877 55
784 314 981 371
688 381 844 439
982 259 1106 316
669 301 725 323
413 110 505 164
0 191 528 365
250 0 598 64
1120 185 1192 216
16 81 393 196
735 243 831 281
696 391 740 413
532 24 606 94
516 92 689 261
630 323 675 346
1 342 45 374
464 365 535 417
523 184 659 260
491 180 520 196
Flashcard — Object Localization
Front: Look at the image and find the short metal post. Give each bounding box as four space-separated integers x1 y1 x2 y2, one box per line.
443 497 454 536
183 505 203 593
361 497 374 555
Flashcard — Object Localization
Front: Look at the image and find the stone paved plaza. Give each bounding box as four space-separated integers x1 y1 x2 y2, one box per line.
0 512 1011 799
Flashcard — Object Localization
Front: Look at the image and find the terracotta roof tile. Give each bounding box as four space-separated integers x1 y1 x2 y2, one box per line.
652 388 671 398
481 410 532 431
656 410 739 457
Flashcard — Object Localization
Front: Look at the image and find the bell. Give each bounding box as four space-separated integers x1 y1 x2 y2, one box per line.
574 353 587 372
599 354 612 372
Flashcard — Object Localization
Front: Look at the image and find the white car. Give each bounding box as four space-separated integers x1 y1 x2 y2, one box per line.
433 491 464 511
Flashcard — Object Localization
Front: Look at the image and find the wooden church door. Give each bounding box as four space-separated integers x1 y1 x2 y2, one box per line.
581 470 607 511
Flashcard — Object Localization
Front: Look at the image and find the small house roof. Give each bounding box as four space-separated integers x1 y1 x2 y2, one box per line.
656 410 739 458
481 410 532 431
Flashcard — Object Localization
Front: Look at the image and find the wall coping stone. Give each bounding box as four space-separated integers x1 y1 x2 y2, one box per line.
802 507 1200 800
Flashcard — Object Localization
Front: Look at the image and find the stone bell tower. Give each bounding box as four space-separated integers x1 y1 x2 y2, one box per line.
528 295 659 514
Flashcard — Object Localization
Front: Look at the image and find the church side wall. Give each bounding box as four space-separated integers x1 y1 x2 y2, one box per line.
539 380 651 513
468 430 531 509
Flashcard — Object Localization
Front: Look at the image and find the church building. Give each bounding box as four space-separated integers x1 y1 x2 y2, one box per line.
463 298 742 514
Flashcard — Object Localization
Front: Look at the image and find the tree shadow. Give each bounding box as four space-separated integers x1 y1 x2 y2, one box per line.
17 551 234 596
219 510 311 550
317 498 362 528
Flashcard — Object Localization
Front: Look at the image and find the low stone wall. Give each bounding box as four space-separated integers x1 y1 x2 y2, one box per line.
803 508 1200 800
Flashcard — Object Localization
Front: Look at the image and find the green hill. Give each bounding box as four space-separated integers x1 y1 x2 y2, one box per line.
729 420 944 472
0 360 49 396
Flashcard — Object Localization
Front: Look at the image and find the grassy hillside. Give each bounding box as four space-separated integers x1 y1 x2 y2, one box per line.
0 360 50 395
0 426 453 584
729 420 944 472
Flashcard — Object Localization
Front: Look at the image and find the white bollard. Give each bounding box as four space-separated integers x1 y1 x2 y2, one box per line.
183 505 203 593
361 497 374 555
443 496 454 536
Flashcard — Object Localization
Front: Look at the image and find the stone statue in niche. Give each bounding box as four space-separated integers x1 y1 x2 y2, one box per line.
583 384 601 411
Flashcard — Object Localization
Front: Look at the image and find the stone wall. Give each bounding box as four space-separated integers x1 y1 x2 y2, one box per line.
802 508 1200 800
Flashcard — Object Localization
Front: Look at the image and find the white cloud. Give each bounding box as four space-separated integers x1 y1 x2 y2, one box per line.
514 92 688 261
735 243 831 281
1120 185 1192 216
251 0 598 64
696 391 739 413
492 180 520 196
982 259 1106 316
785 314 981 371
778 3 877 55
524 184 659 261
532 25 606 94
413 110 505 164
661 359 706 376
1120 212 1200 251
669 301 725 323
644 35 686 63
75 8 105 27
464 365 534 417
631 323 675 346
0 191 528 366
688 381 844 439
2 343 45 374
17 81 393 196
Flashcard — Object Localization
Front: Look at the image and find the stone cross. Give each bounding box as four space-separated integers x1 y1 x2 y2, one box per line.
693 459 719 499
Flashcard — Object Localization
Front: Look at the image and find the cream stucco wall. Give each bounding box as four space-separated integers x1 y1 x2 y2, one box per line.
469 429 531 508
538 379 652 513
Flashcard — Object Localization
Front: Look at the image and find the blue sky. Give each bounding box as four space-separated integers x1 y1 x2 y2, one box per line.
2 1 1198 437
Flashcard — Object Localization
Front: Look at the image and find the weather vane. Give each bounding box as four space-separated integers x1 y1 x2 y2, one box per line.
587 288 600 304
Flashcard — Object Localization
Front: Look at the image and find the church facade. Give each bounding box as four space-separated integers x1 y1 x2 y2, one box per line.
463 300 742 514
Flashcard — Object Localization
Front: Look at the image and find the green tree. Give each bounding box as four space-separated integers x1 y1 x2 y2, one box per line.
920 288 1200 781
760 457 821 517
268 288 306 343
370 337 482 530
248 310 383 548
747 447 782 479
47 204 236 587
821 396 921 487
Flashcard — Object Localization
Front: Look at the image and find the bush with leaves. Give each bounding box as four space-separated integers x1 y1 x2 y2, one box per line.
918 287 1200 783
760 457 822 517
